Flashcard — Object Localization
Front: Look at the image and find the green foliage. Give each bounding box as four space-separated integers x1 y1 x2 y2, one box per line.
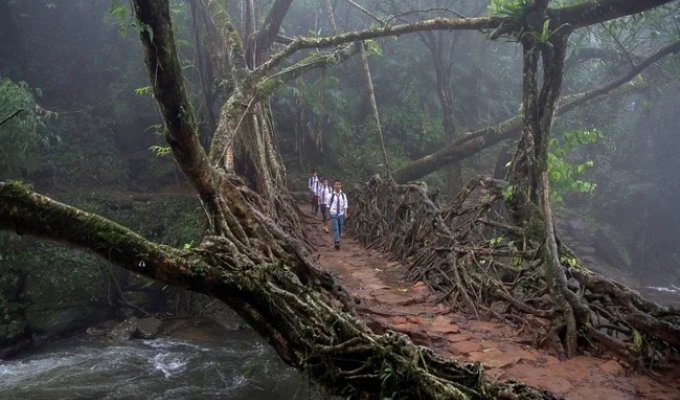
0 77 51 180
134 85 154 96
307 28 324 38
34 114 128 186
149 145 172 157
364 39 383 57
487 0 529 20
106 0 131 36
501 184 515 201
380 361 395 386
298 52 330 66
378 360 403 400
522 19 555 46
490 236 505 247
548 129 601 203
632 329 643 351
559 254 579 268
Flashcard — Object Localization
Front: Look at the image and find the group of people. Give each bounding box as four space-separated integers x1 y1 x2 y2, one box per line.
307 171 348 250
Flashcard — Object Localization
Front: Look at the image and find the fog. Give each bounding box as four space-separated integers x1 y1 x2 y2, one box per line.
3 1 677 303
2 0 680 322
2 1 680 398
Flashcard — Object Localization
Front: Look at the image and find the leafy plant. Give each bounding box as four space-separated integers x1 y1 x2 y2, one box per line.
106 0 131 36
364 39 383 57
547 129 601 203
150 145 172 157
0 77 50 179
134 85 154 96
380 361 395 386
488 0 530 20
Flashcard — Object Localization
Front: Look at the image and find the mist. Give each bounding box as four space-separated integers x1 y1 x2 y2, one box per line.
1 1 679 399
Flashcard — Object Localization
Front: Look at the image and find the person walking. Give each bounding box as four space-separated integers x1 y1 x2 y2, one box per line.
308 170 319 214
328 179 348 250
317 177 332 232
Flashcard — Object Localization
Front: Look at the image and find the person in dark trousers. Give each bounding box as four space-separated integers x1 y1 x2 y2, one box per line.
328 179 348 250
308 170 319 214
317 177 332 232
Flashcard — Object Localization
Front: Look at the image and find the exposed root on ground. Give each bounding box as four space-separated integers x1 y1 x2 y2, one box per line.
350 175 680 366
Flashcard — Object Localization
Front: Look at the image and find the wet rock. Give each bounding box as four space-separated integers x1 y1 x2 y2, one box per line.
121 291 156 310
592 229 629 268
108 317 139 341
85 326 108 337
447 333 472 343
26 305 105 336
562 218 593 243
202 301 247 331
0 318 26 345
135 317 162 339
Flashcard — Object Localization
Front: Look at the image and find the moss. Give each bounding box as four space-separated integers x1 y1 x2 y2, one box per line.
256 78 284 98
229 29 244 54
0 193 203 345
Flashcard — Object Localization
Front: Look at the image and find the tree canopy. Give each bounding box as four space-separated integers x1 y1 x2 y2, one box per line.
1 0 679 398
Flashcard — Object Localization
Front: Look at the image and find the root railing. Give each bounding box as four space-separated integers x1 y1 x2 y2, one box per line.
350 176 680 366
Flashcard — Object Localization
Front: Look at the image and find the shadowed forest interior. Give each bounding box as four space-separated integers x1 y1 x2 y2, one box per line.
1 1 679 399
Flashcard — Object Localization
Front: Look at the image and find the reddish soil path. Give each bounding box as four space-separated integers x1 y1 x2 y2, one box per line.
302 207 680 399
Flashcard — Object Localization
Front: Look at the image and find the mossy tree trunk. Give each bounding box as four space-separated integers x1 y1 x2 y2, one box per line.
1 0 678 397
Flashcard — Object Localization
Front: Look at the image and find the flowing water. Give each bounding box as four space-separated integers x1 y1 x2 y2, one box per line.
0 321 320 400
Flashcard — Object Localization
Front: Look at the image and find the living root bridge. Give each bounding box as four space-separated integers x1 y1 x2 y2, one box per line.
350 176 680 365
0 181 559 399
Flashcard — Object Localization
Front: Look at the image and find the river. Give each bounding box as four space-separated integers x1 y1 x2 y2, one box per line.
0 319 321 400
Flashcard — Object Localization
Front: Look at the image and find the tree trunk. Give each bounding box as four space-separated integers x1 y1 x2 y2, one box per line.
3 0 678 396
359 41 391 179
426 30 463 196
0 181 560 400
392 40 680 183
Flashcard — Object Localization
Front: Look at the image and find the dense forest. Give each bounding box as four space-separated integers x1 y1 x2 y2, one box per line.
1 0 679 399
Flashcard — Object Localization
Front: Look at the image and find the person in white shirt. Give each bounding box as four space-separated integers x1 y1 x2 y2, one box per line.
308 170 319 214
316 177 332 232
328 179 348 250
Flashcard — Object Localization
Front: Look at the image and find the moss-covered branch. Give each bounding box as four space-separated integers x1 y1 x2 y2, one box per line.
551 0 676 29
0 181 561 399
255 42 361 98
0 181 193 285
254 16 500 78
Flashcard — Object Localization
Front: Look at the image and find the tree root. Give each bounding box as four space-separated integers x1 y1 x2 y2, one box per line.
350 176 680 367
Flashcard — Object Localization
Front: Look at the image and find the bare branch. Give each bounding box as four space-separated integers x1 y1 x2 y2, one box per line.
343 0 384 24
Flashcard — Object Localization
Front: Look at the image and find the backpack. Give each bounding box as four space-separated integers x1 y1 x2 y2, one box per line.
329 192 346 213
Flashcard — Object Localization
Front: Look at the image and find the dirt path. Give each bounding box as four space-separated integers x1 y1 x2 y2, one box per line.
302 207 680 399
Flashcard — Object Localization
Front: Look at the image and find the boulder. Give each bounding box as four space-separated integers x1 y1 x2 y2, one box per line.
107 317 139 341
135 317 162 339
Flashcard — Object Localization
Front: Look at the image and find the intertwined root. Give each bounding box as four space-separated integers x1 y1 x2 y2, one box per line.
350 176 680 365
